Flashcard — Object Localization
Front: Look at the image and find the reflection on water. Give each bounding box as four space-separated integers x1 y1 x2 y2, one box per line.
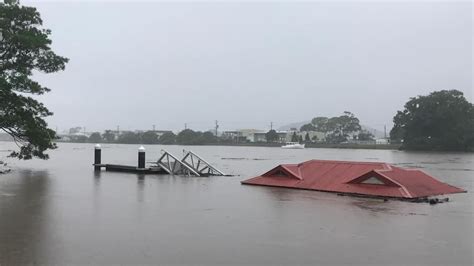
0 170 52 264
352 200 395 213
350 199 429 216
137 176 145 203
0 143 472 265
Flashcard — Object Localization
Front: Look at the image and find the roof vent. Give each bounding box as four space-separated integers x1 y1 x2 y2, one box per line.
360 176 386 185
272 169 288 177
346 170 400 187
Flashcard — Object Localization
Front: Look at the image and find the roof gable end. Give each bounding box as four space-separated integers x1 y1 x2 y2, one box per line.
262 165 303 180
346 170 401 187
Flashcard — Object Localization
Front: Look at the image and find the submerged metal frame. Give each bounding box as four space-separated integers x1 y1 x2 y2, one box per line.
181 150 225 176
156 150 200 176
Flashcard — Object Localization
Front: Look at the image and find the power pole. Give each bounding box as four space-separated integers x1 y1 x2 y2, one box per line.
384 125 387 139
153 124 156 131
117 125 120 135
184 123 187 130
215 120 219 136
270 122 273 131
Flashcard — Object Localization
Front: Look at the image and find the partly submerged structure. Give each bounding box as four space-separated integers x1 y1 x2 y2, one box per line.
242 160 465 199
93 146 226 177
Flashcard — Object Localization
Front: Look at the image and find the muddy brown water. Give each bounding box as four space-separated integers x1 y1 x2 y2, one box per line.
0 142 473 265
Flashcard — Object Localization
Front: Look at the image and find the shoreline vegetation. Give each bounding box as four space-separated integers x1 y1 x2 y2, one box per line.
6 139 472 152
1 139 399 150
51 112 401 151
44 138 474 152
68 141 403 150
49 93 474 153
49 89 474 153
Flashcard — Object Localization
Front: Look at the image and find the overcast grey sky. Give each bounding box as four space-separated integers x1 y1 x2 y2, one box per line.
27 0 472 132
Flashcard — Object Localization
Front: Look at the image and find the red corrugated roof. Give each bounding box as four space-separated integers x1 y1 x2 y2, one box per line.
241 160 466 199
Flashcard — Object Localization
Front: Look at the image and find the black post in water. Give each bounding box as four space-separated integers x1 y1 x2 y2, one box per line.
138 146 146 169
94 144 101 171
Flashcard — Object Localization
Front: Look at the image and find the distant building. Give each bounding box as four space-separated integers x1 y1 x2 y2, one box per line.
277 131 289 142
376 138 390 145
72 132 91 138
253 132 267 142
221 131 243 142
237 129 265 142
253 131 288 143
221 131 240 138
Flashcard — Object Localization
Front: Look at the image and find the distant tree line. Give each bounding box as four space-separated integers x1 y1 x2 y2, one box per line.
67 129 221 145
66 112 373 145
65 90 474 151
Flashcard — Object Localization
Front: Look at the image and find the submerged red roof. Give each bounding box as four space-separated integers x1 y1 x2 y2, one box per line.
242 160 465 199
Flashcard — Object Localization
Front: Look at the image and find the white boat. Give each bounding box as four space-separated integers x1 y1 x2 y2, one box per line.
281 142 305 149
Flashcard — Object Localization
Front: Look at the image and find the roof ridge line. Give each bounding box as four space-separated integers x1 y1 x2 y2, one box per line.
281 165 303 180
376 163 393 172
308 159 389 165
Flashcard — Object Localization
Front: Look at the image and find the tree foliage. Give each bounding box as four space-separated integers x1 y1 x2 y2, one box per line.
311 117 329 132
158 132 176 144
325 132 347 144
330 112 361 136
117 132 141 144
0 0 68 159
102 130 115 142
88 132 102 143
390 90 474 151
300 123 315 132
176 129 217 145
291 132 298 142
141 131 158 144
300 112 362 144
176 129 199 145
265 129 279 142
357 130 374 141
200 131 217 143
68 127 82 134
298 135 303 143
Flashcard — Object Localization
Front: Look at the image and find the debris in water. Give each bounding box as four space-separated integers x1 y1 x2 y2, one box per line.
221 157 268 161
0 161 11 174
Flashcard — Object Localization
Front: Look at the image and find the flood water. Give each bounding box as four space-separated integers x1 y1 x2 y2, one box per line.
0 142 473 265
